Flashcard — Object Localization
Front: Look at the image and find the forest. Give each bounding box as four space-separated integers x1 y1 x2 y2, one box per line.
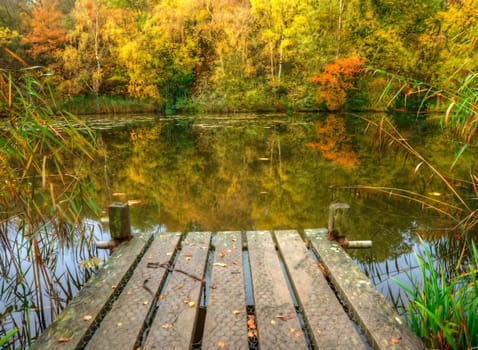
1 0 478 114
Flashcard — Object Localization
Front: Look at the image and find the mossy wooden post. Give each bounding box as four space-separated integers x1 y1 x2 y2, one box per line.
109 202 131 241
328 202 350 235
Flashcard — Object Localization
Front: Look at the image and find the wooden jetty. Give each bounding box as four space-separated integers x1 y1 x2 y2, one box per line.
31 229 422 350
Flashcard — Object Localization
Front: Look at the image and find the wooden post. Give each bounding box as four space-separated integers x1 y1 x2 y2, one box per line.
328 202 350 235
109 202 131 241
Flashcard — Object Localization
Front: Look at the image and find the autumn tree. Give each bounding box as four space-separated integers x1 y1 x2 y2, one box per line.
21 0 67 64
308 56 365 110
57 0 110 96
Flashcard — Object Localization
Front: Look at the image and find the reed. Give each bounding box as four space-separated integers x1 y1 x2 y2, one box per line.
1 59 99 347
393 240 478 349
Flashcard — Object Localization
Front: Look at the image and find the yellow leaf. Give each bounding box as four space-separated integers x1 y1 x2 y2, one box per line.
188 301 196 308
83 315 92 321
213 263 227 268
161 323 173 329
276 314 293 321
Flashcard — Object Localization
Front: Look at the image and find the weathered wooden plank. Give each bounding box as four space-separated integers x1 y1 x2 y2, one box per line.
247 231 308 349
143 231 211 350
86 232 182 350
275 230 367 349
30 232 153 350
202 231 248 350
305 228 423 350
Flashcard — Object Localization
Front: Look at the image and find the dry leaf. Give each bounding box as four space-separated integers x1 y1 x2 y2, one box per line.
161 323 173 329
247 319 256 329
111 285 117 289
390 337 401 344
270 320 277 325
58 338 69 343
217 341 226 348
219 251 226 258
117 322 123 327
175 284 184 290
276 314 293 321
232 310 240 315
83 315 92 321
188 301 196 308
159 294 167 300
213 263 227 268
143 301 148 305
210 284 217 289
183 253 192 258
317 263 327 277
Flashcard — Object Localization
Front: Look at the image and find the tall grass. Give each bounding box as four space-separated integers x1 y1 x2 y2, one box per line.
393 240 478 349
361 68 478 349
0 61 99 347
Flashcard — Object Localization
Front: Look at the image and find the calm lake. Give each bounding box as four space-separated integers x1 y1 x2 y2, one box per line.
1 112 474 346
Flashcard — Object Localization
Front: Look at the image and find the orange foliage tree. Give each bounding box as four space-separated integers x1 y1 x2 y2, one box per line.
308 56 365 110
22 0 66 62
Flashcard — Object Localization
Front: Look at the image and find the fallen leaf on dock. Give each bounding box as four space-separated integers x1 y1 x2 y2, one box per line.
317 263 326 277
111 285 117 289
83 315 92 321
219 251 226 258
390 337 401 344
161 323 173 329
58 337 69 343
217 341 226 348
276 314 293 321
247 317 257 330
213 262 227 268
188 301 196 308
232 310 240 315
